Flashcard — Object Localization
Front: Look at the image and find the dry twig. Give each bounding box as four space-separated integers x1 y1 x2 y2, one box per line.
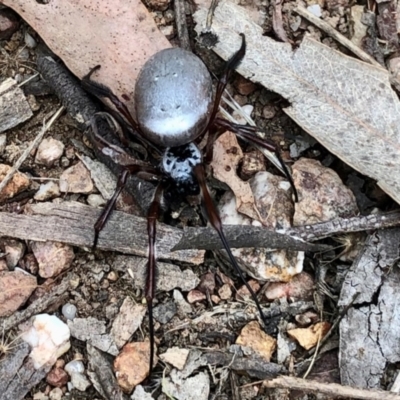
294 6 381 67
263 376 400 399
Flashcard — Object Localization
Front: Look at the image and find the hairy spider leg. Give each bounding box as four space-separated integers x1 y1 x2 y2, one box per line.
193 164 270 329
145 180 168 377
82 66 162 155
93 164 161 250
197 32 297 201
89 111 163 376
206 33 246 131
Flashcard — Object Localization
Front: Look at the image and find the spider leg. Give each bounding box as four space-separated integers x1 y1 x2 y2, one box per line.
82 66 142 136
210 117 298 202
145 180 167 377
208 34 246 126
193 164 270 329
196 33 246 146
93 164 161 250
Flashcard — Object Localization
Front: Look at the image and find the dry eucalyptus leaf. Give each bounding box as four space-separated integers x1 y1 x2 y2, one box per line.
236 321 277 361
1 0 170 111
287 321 331 350
211 132 261 221
194 0 400 205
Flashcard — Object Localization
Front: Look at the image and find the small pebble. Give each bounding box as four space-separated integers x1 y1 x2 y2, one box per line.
65 360 84 374
307 4 322 17
62 303 77 320
69 372 91 391
160 25 174 39
49 388 63 400
114 342 154 391
31 241 75 279
4 239 25 268
211 295 221 304
232 104 253 125
0 164 30 202
46 367 69 388
0 9 19 40
187 289 206 304
24 32 37 48
197 271 216 294
262 105 276 119
0 134 6 155
87 193 106 208
35 138 64 167
153 301 177 324
27 94 40 112
21 314 71 369
218 283 232 300
107 271 118 281
60 157 70 168
236 280 260 301
59 161 93 194
34 181 60 201
0 269 36 317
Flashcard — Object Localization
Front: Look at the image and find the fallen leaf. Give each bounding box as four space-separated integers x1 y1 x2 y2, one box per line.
236 321 276 361
1 0 170 112
194 0 400 205
288 321 331 350
211 132 261 221
160 347 190 370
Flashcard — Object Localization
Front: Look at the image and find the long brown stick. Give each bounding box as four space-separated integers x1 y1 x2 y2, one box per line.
263 376 400 400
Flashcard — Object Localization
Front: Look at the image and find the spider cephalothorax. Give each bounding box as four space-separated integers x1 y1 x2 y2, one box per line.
162 142 202 195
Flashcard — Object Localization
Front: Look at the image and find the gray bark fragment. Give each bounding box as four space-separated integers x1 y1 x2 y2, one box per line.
0 78 33 133
339 228 400 389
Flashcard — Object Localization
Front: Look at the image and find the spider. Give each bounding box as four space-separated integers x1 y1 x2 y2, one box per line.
82 34 297 377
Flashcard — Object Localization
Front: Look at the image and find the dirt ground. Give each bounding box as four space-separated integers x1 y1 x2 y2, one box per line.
0 0 400 399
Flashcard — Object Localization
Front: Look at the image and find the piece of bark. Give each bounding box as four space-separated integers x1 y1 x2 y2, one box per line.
0 355 51 400
283 211 400 242
0 201 325 256
0 201 204 265
339 228 400 389
0 78 33 133
174 211 400 250
0 341 30 394
86 344 129 400
174 225 328 252
263 375 400 400
203 351 286 380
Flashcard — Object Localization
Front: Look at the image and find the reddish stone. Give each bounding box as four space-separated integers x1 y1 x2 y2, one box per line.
46 367 69 388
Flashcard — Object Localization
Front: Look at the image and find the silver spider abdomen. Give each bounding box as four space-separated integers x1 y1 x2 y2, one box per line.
135 48 213 148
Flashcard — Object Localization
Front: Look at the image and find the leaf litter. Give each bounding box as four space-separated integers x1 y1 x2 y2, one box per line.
194 0 400 205
1 0 400 398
